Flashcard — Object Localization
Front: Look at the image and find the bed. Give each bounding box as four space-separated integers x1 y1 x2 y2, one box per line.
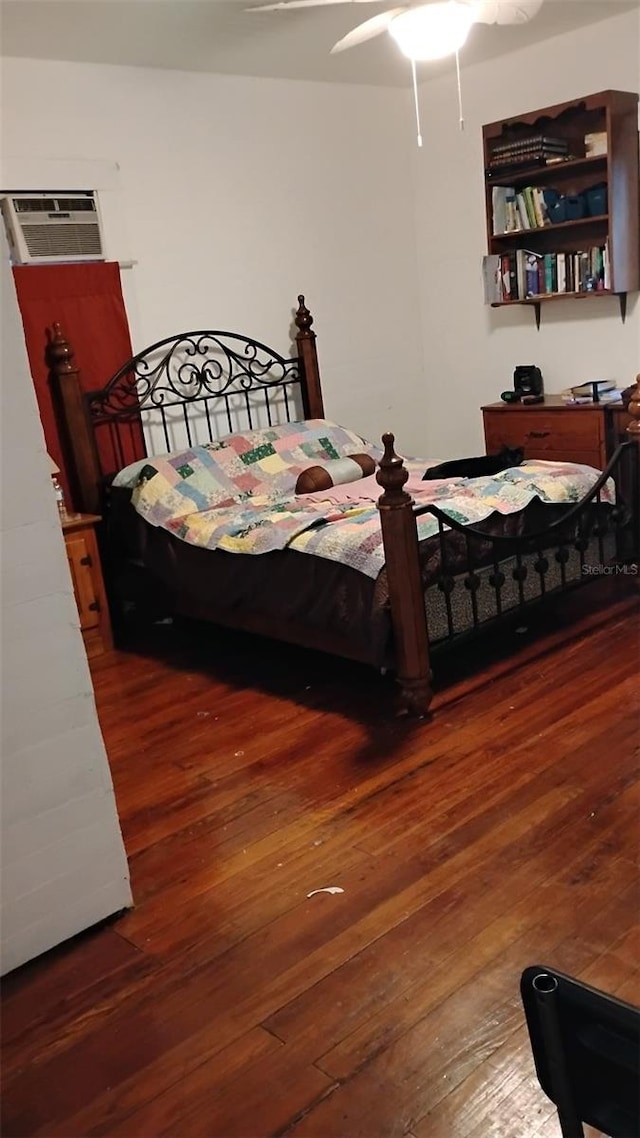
47 295 640 715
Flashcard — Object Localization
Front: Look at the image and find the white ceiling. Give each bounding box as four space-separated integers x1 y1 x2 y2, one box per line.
0 0 637 87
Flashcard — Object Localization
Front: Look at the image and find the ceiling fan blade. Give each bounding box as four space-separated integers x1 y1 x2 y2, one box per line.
247 0 380 11
331 8 407 53
470 0 544 25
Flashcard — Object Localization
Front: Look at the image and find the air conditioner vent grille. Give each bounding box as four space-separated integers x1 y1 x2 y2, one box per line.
13 197 57 212
21 221 102 258
55 198 97 212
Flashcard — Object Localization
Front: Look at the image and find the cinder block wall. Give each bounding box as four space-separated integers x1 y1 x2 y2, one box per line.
0 231 132 976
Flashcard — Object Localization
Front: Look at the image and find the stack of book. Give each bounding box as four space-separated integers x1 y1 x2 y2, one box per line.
483 243 610 303
585 132 607 157
492 185 549 234
561 380 622 405
487 135 570 177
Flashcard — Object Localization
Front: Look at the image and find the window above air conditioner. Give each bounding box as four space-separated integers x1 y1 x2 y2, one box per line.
0 191 105 264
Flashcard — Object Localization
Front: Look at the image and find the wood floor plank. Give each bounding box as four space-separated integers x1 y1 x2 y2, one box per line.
263 780 638 1058
418 930 640 1138
53 1027 285 1138
315 859 640 1084
1 585 637 1138
14 766 632 1136
141 704 637 972
289 879 640 1137
93 1037 335 1138
356 682 638 858
0 928 142 1046
414 1054 549 1138
120 830 372 957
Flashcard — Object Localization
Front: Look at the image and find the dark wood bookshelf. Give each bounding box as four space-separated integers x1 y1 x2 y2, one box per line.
492 289 613 307
491 287 621 329
486 153 608 188
491 214 608 242
483 90 639 327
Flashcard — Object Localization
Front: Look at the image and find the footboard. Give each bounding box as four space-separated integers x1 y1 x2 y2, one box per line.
377 378 640 717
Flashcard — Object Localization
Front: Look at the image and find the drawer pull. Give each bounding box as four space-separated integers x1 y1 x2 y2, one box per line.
527 430 550 439
80 554 93 567
88 600 101 612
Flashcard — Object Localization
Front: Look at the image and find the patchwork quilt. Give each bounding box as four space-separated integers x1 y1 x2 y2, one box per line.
129 420 614 581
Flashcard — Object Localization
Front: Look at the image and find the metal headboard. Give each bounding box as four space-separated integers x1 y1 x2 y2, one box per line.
88 330 305 470
48 293 324 514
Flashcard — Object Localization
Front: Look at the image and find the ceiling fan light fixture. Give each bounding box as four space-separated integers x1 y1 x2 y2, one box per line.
389 1 475 61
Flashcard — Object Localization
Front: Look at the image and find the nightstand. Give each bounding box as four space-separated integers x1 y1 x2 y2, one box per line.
482 396 631 469
61 513 113 658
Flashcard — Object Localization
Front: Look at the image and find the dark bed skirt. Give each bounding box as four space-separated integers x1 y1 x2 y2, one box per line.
107 488 613 670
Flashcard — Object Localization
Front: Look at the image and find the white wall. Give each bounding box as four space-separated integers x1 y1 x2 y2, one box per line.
0 58 426 455
1 12 638 463
413 7 640 458
0 230 131 976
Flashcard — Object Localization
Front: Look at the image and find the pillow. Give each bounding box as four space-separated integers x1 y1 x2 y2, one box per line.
112 420 380 495
112 455 170 489
295 453 376 494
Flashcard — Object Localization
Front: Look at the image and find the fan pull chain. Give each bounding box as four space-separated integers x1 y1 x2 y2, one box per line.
410 57 423 148
455 49 464 131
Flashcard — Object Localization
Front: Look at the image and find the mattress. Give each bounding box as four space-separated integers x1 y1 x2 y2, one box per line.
109 486 600 667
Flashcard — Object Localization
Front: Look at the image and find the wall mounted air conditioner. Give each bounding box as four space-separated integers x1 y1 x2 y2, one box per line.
0 192 105 264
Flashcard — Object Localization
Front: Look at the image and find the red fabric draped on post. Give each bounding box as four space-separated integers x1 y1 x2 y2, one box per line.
13 262 145 510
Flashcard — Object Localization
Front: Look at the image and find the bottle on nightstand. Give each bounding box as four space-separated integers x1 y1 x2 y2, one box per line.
51 473 67 520
47 451 68 520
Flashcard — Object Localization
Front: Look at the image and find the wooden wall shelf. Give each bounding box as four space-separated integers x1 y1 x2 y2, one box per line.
486 153 608 188
491 215 608 242
482 90 639 328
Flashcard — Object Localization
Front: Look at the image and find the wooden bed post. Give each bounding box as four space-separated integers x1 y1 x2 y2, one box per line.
626 374 640 438
377 433 433 717
47 324 102 515
295 295 324 419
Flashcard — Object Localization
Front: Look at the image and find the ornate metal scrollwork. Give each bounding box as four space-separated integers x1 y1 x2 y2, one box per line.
87 332 302 423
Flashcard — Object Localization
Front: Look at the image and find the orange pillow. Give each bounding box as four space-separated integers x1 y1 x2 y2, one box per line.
295 453 375 494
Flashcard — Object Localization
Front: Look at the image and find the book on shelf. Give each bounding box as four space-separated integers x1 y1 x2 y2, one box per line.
491 185 550 234
491 135 568 154
483 243 610 304
525 251 540 297
486 154 577 179
585 132 607 157
489 137 569 163
482 254 502 305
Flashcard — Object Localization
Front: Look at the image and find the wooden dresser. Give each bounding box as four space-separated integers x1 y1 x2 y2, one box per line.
483 396 633 469
62 513 113 658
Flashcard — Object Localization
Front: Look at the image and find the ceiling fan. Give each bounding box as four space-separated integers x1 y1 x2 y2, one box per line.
248 0 545 146
247 0 545 61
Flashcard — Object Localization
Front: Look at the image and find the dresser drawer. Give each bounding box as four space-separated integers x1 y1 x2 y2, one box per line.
483 408 605 468
62 514 113 657
522 447 603 469
65 532 100 632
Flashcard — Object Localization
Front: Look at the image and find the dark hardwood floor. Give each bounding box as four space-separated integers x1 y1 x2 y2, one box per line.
2 581 639 1138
